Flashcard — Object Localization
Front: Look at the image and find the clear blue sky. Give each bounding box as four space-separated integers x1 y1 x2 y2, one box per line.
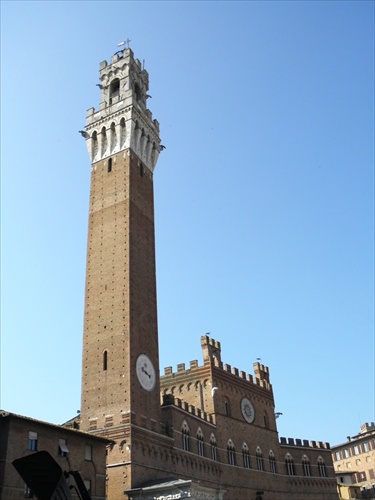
1 0 374 446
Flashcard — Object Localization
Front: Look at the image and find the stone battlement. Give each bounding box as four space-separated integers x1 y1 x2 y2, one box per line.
360 421 375 434
162 335 272 391
280 437 330 450
162 394 215 425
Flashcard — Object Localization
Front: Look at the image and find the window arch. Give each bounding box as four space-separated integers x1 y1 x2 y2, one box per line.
269 450 277 473
103 350 108 371
210 433 217 461
197 428 204 457
285 453 295 476
242 443 250 469
317 457 327 477
227 439 236 466
181 421 190 452
302 455 312 476
256 447 264 471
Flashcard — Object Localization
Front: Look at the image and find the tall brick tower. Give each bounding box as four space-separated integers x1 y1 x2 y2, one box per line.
80 48 163 497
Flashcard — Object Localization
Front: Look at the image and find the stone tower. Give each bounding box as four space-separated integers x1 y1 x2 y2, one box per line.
80 48 163 497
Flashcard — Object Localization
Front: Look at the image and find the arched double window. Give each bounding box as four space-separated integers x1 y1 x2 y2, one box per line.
242 443 250 469
256 447 264 471
285 453 295 476
227 439 236 466
269 450 277 473
317 457 327 477
210 434 217 461
181 421 190 452
302 455 312 476
197 428 204 457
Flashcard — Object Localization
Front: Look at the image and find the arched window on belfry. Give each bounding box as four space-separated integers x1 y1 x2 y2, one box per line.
197 428 204 457
302 455 312 476
210 434 217 461
181 421 190 452
109 78 120 104
134 82 141 102
317 457 327 477
227 439 236 466
242 443 250 469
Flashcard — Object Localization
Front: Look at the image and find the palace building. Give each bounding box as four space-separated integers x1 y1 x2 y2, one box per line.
79 47 338 500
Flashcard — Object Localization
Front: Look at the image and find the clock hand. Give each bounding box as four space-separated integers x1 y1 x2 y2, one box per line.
141 367 151 378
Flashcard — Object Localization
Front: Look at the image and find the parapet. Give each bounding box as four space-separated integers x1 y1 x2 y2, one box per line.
161 336 272 392
280 437 330 450
162 395 215 425
360 421 375 434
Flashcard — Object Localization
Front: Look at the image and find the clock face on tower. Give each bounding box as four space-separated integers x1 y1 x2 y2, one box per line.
240 397 255 424
136 354 156 392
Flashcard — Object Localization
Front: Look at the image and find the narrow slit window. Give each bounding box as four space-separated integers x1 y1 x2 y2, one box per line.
108 158 112 173
103 350 108 371
224 401 231 416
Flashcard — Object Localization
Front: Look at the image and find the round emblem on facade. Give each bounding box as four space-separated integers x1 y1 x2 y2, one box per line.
240 397 255 423
136 354 156 392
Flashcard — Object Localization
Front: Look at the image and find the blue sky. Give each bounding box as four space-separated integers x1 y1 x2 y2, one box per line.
1 1 374 446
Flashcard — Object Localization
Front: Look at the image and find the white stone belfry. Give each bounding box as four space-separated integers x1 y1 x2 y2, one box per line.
84 48 161 172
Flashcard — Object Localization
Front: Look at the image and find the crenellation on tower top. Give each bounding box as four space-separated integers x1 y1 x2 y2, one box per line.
253 361 270 383
201 335 222 366
83 48 161 171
